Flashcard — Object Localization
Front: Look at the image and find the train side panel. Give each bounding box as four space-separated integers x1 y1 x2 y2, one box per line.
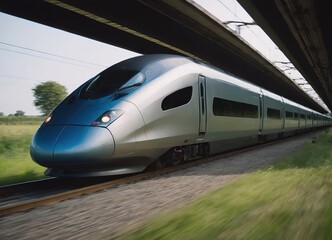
298 105 308 131
260 89 284 140
283 98 301 136
128 64 202 159
203 71 261 154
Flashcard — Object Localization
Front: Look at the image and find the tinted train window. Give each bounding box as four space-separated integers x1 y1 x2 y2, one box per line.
286 111 294 119
79 70 142 99
213 98 258 118
267 108 280 119
162 87 193 111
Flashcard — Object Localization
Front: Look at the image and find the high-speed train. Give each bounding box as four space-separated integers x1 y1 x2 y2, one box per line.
30 54 332 177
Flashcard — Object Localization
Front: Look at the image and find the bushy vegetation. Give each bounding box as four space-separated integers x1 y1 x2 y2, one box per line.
0 117 47 186
120 128 332 240
0 116 44 125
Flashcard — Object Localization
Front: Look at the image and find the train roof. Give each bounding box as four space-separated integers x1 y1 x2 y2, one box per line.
112 54 193 71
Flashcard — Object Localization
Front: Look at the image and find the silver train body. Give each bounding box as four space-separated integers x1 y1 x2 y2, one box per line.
30 54 332 176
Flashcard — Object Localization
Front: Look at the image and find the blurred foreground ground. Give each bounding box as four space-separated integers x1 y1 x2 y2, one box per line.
1 129 330 240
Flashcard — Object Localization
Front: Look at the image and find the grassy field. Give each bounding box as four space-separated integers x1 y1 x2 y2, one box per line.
120 128 332 240
0 116 44 125
0 119 47 186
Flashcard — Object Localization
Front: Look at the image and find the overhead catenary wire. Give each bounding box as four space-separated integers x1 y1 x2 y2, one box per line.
0 41 106 69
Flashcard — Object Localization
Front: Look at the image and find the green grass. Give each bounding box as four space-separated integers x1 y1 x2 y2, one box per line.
0 116 44 125
119 128 332 240
0 124 47 186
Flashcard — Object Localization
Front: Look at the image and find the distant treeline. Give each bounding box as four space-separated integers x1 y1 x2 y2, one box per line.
0 116 44 125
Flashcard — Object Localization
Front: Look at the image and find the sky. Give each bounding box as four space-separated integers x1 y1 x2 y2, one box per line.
0 12 139 115
0 0 328 115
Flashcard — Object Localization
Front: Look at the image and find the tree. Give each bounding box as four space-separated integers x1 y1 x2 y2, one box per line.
32 81 67 116
14 110 25 116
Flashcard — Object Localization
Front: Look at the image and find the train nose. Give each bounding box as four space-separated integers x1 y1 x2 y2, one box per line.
31 125 115 169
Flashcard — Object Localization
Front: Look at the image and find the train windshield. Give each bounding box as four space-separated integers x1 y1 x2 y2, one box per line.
79 69 144 99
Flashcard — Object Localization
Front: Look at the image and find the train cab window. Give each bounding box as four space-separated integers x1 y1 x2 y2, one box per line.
267 108 280 119
79 70 143 99
213 98 258 118
162 87 193 111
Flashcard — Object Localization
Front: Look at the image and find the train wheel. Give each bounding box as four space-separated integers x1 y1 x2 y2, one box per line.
156 148 183 169
259 135 267 144
155 157 167 169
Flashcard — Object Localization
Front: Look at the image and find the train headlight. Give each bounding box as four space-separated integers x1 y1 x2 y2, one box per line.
101 115 111 123
43 113 53 124
91 110 125 127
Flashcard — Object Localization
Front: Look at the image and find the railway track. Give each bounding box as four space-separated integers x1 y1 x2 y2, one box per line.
0 130 320 217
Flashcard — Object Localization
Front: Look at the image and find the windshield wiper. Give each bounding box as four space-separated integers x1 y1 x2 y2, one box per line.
116 83 142 93
113 83 142 99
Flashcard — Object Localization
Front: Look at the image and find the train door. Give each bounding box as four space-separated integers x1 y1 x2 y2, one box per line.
198 75 207 135
259 90 264 134
281 98 285 132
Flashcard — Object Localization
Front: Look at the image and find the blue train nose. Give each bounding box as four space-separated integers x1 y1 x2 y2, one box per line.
30 125 115 169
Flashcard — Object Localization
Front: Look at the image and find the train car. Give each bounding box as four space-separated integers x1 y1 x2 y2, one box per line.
283 98 301 136
30 54 332 177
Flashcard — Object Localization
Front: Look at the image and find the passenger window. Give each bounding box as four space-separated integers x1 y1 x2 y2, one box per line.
286 111 294 119
267 108 281 119
213 97 258 118
162 87 193 111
